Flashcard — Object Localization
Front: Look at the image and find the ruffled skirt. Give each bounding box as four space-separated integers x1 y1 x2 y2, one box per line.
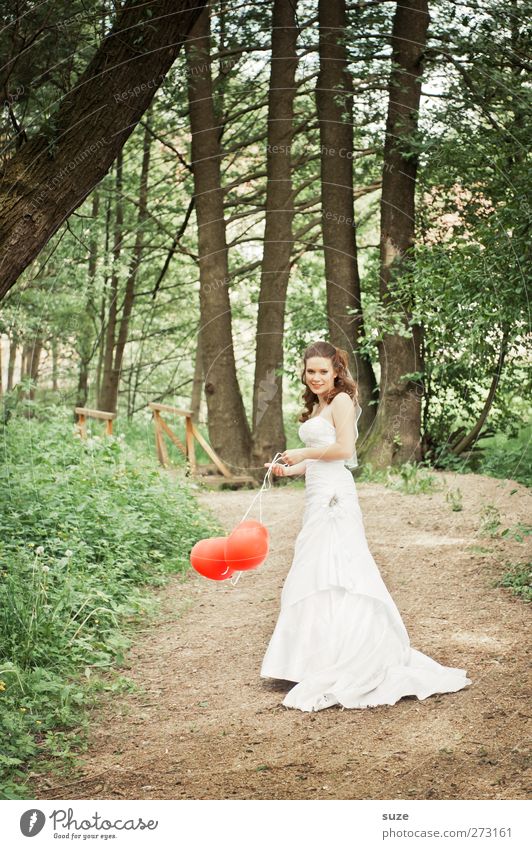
260 460 472 711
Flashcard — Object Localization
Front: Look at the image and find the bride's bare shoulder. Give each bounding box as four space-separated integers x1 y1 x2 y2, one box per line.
330 392 355 429
332 391 354 407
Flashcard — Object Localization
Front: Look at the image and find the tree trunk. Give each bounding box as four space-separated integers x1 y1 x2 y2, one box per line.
451 327 509 456
316 0 377 434
95 195 112 402
190 328 203 423
51 338 59 392
0 0 206 301
76 192 100 408
99 122 152 414
21 343 31 381
186 7 251 472
20 337 43 403
7 336 17 390
28 338 43 400
98 153 124 413
363 0 429 469
112 122 152 398
251 0 299 473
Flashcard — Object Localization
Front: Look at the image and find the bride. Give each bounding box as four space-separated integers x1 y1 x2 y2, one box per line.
260 340 472 712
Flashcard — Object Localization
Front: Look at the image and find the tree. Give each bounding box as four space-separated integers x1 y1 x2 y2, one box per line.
0 0 206 300
362 0 429 468
98 122 152 413
316 0 377 433
186 6 252 472
251 0 299 471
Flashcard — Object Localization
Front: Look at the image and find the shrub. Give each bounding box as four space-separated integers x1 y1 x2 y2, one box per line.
0 413 222 798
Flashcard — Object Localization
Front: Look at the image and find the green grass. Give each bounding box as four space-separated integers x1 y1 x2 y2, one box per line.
356 460 441 494
475 424 532 488
0 408 223 799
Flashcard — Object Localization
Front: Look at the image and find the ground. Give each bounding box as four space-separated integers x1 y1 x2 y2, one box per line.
31 471 531 800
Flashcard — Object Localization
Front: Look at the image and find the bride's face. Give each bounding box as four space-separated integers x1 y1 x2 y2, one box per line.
305 357 337 399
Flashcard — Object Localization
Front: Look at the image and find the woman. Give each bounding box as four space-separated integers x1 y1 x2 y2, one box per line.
260 340 472 712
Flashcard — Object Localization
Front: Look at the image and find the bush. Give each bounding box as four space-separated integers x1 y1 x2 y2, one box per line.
0 411 222 798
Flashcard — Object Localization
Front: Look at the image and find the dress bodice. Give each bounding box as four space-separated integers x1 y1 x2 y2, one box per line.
298 413 359 469
298 415 337 448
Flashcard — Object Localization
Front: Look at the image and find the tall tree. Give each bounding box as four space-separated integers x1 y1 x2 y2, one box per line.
99 122 152 413
98 153 124 413
190 329 203 423
363 0 429 468
316 0 377 433
186 7 252 472
251 0 299 471
0 0 205 300
76 192 100 408
6 335 17 391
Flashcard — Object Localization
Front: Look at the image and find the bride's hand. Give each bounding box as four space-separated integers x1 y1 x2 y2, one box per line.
280 448 307 466
264 462 290 477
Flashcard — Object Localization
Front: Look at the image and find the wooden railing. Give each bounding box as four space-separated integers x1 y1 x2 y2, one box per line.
75 407 116 439
148 402 254 485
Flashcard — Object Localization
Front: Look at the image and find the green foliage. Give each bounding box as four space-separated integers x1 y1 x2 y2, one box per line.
357 461 440 494
478 503 532 544
475 426 532 488
445 488 463 512
478 504 503 537
495 561 532 603
0 411 222 799
499 523 532 544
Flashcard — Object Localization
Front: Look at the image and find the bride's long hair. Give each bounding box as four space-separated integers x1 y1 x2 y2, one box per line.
299 341 359 423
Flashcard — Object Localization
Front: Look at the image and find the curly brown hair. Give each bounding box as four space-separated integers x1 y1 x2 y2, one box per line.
299 341 359 423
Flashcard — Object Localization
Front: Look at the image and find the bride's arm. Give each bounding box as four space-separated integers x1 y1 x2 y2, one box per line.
286 460 307 477
265 460 308 477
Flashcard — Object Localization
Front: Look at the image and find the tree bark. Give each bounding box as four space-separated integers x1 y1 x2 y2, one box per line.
251 0 299 473
190 328 203 423
51 338 59 392
363 0 429 468
98 152 124 413
95 195 112 402
0 0 206 300
316 0 377 433
7 336 17 390
186 7 252 472
99 122 152 414
20 336 43 402
28 337 43 401
21 342 31 381
76 192 100 408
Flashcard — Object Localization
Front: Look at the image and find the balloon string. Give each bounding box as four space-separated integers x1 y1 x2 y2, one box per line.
229 452 284 587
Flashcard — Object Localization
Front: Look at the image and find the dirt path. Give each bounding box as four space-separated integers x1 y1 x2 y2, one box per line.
32 472 530 800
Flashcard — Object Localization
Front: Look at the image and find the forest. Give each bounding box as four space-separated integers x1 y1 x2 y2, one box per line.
0 0 530 802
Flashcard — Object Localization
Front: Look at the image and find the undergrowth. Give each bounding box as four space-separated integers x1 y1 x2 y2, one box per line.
0 410 222 799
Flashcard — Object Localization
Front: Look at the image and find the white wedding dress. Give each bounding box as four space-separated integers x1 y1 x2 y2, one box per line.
260 412 472 712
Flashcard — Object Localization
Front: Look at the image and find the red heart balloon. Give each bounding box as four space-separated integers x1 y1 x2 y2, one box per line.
237 519 269 538
224 523 269 571
190 537 234 581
